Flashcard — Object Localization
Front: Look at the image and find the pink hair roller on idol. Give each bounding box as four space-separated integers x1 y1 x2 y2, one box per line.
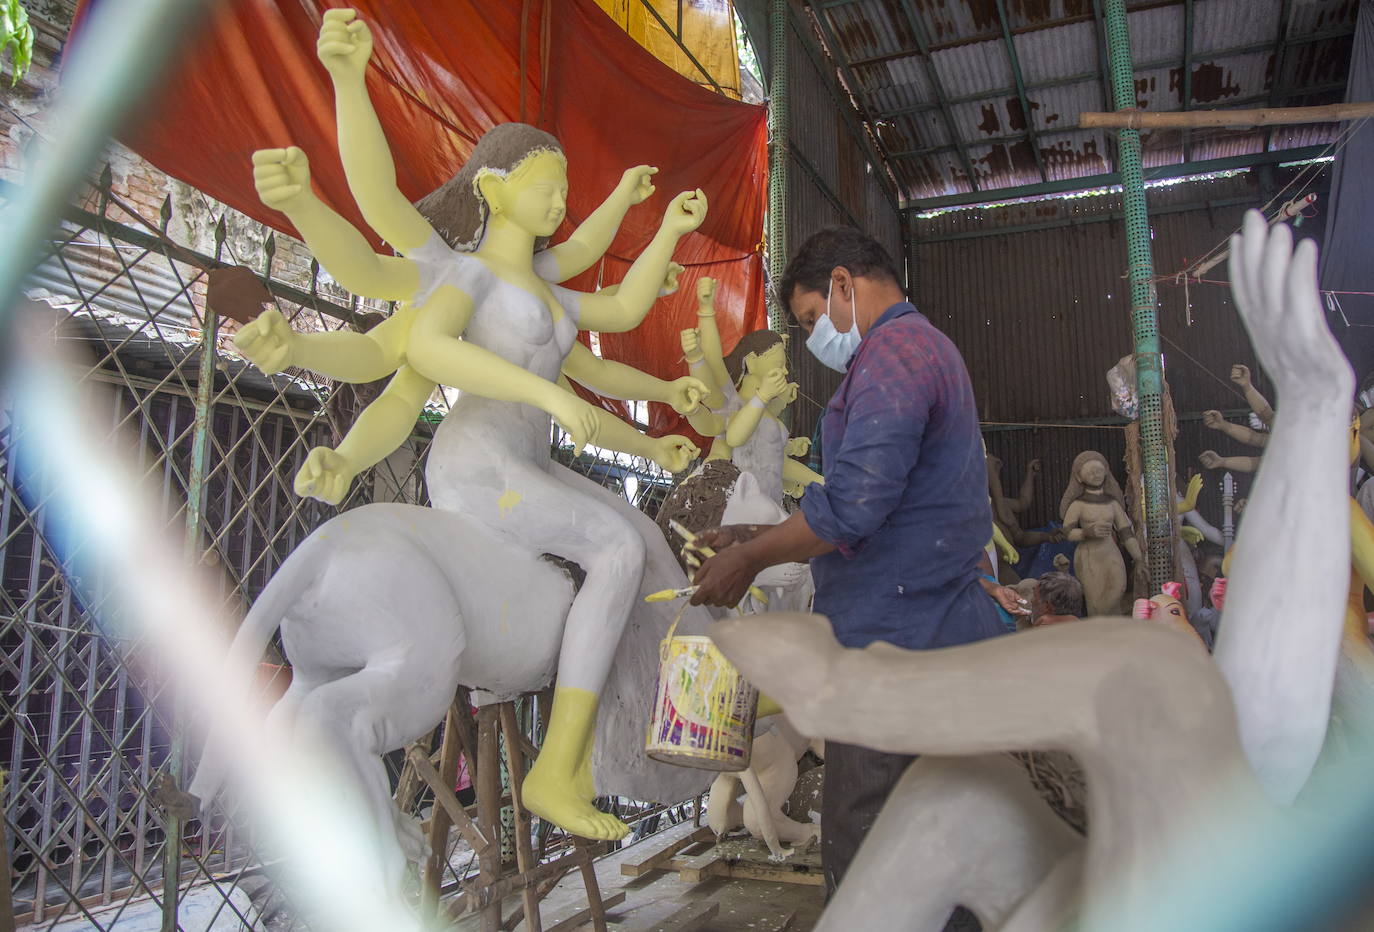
1161 581 1184 600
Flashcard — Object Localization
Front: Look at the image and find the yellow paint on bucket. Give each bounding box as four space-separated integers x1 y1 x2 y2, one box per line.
646 633 757 772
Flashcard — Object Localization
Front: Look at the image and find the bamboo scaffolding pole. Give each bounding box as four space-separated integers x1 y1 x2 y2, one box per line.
1081 102 1374 130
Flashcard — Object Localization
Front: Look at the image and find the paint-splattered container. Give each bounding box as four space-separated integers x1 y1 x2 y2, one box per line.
646 634 757 771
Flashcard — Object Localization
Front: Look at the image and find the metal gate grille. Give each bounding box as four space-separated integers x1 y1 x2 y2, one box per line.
2 171 684 929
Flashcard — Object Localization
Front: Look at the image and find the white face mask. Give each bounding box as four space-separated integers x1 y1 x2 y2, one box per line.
806 281 862 373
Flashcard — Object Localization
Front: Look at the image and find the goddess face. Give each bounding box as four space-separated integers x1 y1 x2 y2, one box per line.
1078 458 1107 488
745 342 787 379
487 150 568 238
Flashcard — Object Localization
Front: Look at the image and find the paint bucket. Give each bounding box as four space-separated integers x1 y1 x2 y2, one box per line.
646 627 757 772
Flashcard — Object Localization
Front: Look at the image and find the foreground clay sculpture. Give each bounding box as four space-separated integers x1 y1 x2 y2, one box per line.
710 212 1353 930
1059 452 1140 615
194 9 720 888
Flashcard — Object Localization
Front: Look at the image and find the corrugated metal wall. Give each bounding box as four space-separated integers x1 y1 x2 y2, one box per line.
915 167 1334 528
782 6 904 444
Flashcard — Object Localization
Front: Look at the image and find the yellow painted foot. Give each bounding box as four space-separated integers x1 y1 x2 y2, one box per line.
293 446 356 504
573 743 595 802
523 761 628 840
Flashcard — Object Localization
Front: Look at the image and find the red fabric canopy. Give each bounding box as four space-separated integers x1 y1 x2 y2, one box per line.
101 0 768 441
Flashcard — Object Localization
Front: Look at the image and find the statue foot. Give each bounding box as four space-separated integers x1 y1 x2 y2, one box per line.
523 762 629 841
573 745 595 802
294 446 356 504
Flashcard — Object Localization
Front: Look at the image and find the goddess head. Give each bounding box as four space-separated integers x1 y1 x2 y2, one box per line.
416 123 567 252
725 330 787 388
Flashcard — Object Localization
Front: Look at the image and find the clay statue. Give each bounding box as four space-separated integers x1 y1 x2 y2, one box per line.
987 455 1060 550
704 212 1353 930
195 8 720 889
705 715 820 858
681 278 824 502
657 279 818 610
1059 452 1141 616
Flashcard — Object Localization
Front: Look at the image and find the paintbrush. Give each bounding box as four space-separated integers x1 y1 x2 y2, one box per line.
667 519 768 605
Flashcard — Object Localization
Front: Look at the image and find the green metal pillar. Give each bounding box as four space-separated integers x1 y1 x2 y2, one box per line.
1104 0 1174 592
767 0 789 332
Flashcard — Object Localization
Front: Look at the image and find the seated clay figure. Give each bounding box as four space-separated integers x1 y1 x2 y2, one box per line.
987 455 1061 551
194 10 722 898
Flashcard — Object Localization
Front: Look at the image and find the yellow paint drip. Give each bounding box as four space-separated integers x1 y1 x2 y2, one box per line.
497 489 523 517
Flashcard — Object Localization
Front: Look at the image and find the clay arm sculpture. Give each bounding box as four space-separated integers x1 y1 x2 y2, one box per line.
1199 451 1260 473
678 329 726 437
1213 211 1354 806
233 147 419 382
1203 410 1269 449
532 165 660 282
712 612 1265 932
781 457 824 496
574 189 708 333
990 522 1019 568
689 278 732 403
554 375 699 472
724 369 786 449
1113 503 1143 563
1231 364 1275 427
320 10 657 284
1011 459 1040 513
561 341 708 417
1177 473 1203 515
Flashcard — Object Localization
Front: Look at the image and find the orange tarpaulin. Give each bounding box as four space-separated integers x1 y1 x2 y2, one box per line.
98 0 768 441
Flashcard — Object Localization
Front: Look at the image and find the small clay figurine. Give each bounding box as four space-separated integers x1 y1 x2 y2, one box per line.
1060 452 1141 616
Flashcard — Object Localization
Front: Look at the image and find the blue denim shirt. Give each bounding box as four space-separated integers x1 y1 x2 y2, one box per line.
799 302 1003 650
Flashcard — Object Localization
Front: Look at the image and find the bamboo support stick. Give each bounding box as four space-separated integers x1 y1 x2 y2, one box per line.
1081 102 1374 130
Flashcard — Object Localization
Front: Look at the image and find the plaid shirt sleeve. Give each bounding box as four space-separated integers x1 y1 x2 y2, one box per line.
800 330 939 557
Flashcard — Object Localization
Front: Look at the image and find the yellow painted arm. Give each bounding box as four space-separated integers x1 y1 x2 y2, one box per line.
407 286 603 451
991 522 1019 567
576 190 707 333
725 370 787 449
1177 473 1203 515
693 278 732 394
782 457 823 490
561 342 708 419
538 166 659 282
556 375 699 472
317 10 434 253
685 408 726 439
1351 497 1374 590
251 147 418 300
234 305 414 383
294 365 435 504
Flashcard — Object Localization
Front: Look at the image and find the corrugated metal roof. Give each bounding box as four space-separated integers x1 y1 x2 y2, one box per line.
802 0 1357 203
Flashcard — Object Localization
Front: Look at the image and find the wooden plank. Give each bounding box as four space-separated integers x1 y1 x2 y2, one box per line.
421 703 464 918
477 706 504 932
542 892 627 932
1079 101 1374 130
408 746 492 856
723 863 825 887
676 847 728 883
500 702 543 932
655 900 719 932
620 827 715 877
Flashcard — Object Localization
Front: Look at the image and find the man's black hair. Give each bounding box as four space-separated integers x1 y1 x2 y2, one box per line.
1036 572 1085 617
777 226 900 310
